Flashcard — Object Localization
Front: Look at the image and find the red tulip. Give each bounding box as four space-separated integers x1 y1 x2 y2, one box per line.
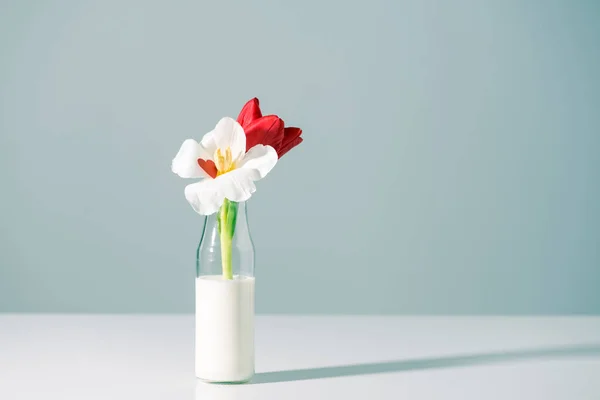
236 98 303 158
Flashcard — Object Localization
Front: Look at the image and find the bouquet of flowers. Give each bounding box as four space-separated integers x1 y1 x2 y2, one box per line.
171 98 303 383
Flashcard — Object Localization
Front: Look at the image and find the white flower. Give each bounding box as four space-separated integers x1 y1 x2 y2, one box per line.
171 117 278 215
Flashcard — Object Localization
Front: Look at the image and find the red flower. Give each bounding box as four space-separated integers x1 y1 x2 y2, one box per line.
236 98 303 158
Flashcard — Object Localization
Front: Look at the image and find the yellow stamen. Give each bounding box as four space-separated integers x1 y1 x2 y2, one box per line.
214 147 236 176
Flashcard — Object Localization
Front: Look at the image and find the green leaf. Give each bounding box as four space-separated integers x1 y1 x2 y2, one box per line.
226 201 238 238
217 200 226 235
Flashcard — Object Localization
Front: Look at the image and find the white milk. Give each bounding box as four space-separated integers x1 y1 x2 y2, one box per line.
195 275 255 382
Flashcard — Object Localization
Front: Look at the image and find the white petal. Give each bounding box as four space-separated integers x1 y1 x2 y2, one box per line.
239 145 278 179
184 180 224 215
171 139 208 178
184 169 261 215
201 117 246 162
198 129 218 159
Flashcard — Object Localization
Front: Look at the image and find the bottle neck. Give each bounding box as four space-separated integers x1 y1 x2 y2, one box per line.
197 201 254 279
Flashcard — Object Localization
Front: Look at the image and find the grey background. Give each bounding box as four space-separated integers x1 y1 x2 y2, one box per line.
1 0 598 314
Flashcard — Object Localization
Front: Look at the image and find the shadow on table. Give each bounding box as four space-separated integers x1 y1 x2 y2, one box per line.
251 344 600 384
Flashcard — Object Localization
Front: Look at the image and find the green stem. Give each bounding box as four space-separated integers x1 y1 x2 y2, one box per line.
220 230 233 280
219 199 238 280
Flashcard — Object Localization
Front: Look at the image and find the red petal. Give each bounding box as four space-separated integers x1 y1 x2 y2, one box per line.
277 136 303 158
276 127 302 158
197 158 217 179
281 127 302 147
244 115 285 152
236 98 262 128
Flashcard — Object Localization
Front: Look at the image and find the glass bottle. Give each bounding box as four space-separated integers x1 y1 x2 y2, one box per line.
195 200 255 383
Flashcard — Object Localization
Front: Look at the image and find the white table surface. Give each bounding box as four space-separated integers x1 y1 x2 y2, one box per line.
1 315 599 399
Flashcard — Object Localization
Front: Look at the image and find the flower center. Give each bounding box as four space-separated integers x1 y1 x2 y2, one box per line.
214 147 236 176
